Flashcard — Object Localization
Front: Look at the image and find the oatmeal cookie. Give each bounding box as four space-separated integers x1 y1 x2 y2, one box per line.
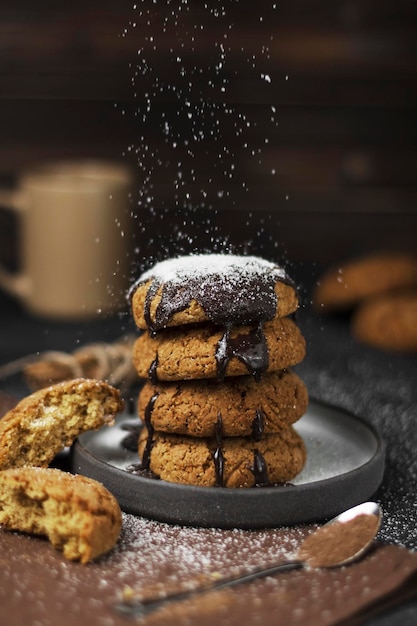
313 253 417 313
0 467 122 563
138 426 306 488
352 291 417 352
0 378 124 470
133 317 306 382
138 370 308 437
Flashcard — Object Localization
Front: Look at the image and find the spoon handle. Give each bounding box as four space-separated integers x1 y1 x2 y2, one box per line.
115 559 303 618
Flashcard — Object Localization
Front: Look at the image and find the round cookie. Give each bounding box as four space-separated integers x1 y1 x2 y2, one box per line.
133 317 306 382
352 291 417 352
130 254 298 332
0 467 122 563
0 378 124 470
313 253 417 313
138 370 308 437
138 426 306 488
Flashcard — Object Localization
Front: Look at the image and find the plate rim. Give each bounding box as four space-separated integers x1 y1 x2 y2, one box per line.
71 397 386 528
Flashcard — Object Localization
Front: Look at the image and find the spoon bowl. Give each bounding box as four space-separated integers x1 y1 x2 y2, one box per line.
297 501 381 569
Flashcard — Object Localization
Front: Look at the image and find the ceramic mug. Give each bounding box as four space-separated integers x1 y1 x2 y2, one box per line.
0 160 135 319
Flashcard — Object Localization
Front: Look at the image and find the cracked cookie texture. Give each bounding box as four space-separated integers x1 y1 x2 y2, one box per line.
133 317 306 382
138 370 308 437
0 467 122 563
138 426 306 488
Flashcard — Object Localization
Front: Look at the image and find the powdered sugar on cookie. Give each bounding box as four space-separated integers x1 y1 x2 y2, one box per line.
138 254 290 287
130 254 297 331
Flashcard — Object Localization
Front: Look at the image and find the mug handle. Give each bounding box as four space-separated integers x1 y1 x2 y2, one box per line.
0 189 30 299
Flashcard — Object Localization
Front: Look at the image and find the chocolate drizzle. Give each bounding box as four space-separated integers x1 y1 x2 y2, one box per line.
215 322 269 381
212 410 271 487
140 393 159 470
148 357 159 385
213 412 225 487
251 412 270 487
252 450 270 487
252 410 265 442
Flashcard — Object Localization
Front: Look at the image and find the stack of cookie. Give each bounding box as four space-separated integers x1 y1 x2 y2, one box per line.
130 254 308 488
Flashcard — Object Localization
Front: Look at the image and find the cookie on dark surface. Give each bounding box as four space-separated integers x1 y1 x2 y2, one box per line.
352 291 417 352
0 378 124 470
138 370 308 438
133 317 306 382
0 467 122 563
313 253 417 313
130 254 299 332
138 426 306 488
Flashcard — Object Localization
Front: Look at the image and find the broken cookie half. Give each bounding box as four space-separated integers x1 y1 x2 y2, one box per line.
0 377 124 470
0 467 122 563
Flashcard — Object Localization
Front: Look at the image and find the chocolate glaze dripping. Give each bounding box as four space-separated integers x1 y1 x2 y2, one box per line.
251 413 269 486
213 412 225 487
252 410 265 442
215 322 269 381
144 281 160 336
252 450 269 487
140 393 159 470
148 356 159 385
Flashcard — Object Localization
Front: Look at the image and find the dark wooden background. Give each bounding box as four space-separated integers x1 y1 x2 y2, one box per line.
0 0 416 269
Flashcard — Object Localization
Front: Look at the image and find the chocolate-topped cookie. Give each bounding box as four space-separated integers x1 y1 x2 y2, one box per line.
133 317 306 382
138 426 306 488
130 254 298 332
138 370 308 437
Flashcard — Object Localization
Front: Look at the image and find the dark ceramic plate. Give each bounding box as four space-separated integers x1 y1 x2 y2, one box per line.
71 399 385 529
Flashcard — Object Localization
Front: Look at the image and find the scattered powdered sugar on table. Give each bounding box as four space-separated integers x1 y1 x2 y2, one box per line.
105 513 305 587
0 516 309 626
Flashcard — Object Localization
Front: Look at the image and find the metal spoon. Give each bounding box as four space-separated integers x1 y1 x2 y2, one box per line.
115 501 381 619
